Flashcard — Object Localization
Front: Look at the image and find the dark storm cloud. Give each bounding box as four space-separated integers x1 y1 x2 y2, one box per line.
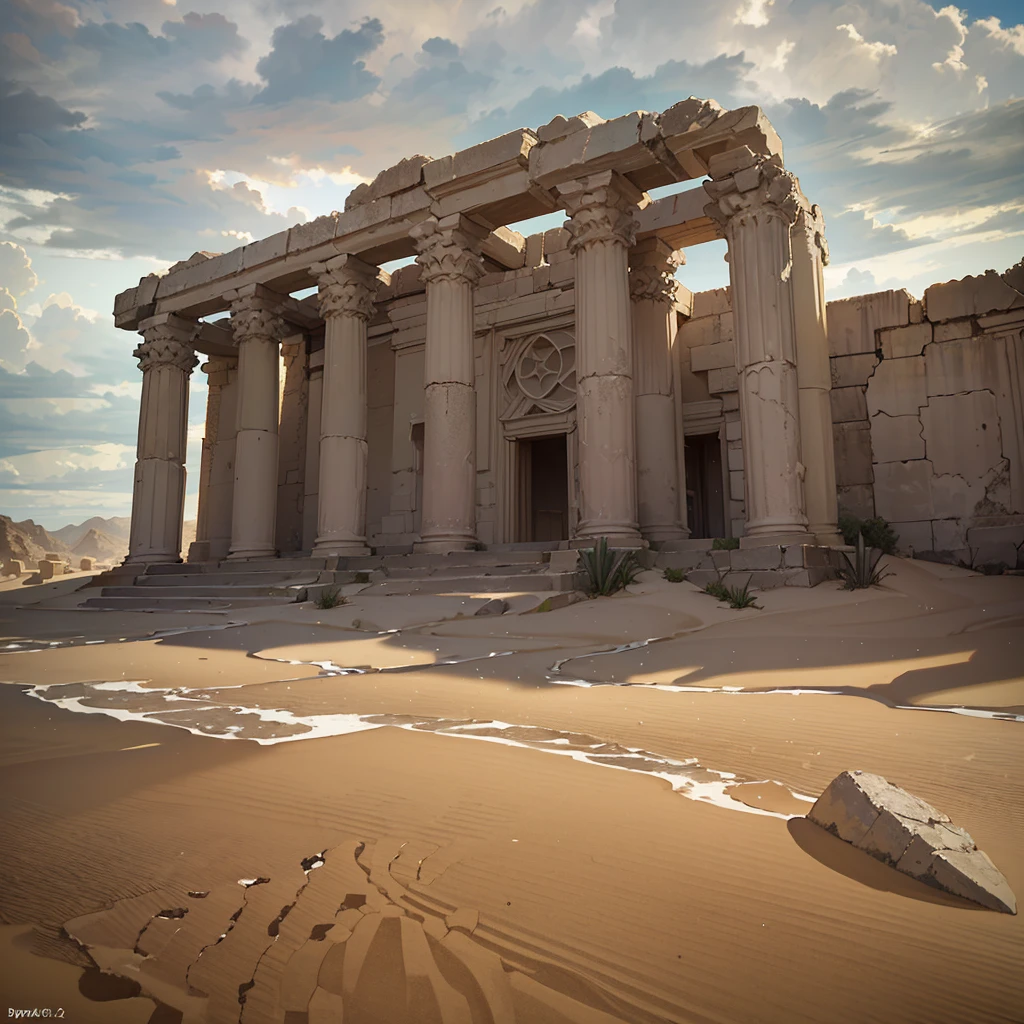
253 15 384 104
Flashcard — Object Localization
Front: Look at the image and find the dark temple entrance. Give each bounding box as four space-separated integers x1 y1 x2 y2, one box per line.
684 431 726 540
517 435 569 543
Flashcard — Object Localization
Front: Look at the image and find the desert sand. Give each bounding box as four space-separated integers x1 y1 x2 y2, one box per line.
0 557 1022 1023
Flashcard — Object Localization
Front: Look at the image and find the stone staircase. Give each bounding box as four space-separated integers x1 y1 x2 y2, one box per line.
80 548 582 610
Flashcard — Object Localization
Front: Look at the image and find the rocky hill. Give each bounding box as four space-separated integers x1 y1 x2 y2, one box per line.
50 516 131 549
0 516 72 564
72 527 126 563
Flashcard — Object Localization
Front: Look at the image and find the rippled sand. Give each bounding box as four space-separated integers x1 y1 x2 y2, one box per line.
0 557 1022 1022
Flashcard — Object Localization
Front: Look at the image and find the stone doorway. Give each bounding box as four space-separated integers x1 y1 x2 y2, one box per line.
516 435 569 543
685 431 726 539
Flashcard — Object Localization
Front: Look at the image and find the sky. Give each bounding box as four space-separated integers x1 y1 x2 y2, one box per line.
0 0 1022 530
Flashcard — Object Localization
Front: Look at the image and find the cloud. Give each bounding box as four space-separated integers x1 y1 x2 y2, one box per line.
254 16 384 104
830 266 878 298
0 240 38 297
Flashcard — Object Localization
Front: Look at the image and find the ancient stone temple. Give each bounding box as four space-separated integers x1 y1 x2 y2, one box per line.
112 97 1024 582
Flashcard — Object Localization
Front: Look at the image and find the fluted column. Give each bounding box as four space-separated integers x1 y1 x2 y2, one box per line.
706 150 810 543
558 170 644 547
126 313 198 564
410 214 487 553
792 199 841 545
310 254 382 555
206 357 238 561
302 356 324 551
630 237 688 543
226 285 285 560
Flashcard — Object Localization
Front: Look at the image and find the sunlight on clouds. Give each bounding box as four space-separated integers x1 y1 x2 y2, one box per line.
736 0 775 28
572 0 616 42
932 6 968 73
837 23 898 61
204 166 369 223
975 17 1024 56
0 444 133 484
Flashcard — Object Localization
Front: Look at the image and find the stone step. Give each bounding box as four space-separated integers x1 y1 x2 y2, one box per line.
381 563 549 580
366 573 573 596
134 572 325 588
101 584 308 599
81 594 297 610
377 550 549 570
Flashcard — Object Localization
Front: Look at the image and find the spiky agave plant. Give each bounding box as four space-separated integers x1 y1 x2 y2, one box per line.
580 537 642 596
838 532 891 589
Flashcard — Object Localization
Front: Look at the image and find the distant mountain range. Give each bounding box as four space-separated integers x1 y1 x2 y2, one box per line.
1 515 197 567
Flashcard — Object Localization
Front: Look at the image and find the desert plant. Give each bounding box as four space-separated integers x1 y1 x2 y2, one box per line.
839 512 898 555
314 586 346 609
703 579 731 601
711 537 739 550
837 533 892 590
663 567 686 583
725 580 759 609
581 538 642 596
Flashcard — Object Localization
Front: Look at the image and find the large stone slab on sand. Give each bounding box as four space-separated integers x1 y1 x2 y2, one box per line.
809 771 1016 914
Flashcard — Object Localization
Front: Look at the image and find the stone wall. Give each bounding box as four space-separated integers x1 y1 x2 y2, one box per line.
275 337 308 553
828 263 1024 566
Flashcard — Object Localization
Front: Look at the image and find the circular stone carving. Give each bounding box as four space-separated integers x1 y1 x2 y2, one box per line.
515 335 563 400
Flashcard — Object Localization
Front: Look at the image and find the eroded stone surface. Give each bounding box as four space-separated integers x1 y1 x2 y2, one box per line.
809 771 1016 914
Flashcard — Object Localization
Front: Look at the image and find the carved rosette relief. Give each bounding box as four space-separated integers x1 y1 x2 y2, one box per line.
313 257 381 321
503 331 576 416
134 319 199 374
410 217 486 285
561 182 640 255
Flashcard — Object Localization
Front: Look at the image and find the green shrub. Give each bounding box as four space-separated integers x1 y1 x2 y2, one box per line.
837 533 892 589
662 567 686 583
839 513 898 555
725 581 759 609
314 586 346 609
703 580 730 601
711 537 739 550
581 538 642 596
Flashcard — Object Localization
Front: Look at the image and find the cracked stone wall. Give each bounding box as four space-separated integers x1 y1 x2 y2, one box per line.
828 261 1024 568
676 287 744 538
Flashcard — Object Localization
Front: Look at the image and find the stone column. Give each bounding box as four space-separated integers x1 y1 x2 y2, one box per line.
205 357 238 561
630 237 688 543
302 352 324 551
410 214 487 553
792 199 841 544
126 313 198 564
226 285 285 560
705 149 811 544
310 255 382 556
558 170 644 547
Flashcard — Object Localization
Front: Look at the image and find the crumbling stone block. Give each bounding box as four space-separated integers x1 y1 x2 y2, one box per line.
879 322 931 359
79 557 95 572
809 771 1016 913
866 356 927 418
826 290 911 357
3 559 25 577
870 413 925 463
829 386 867 424
920 391 1002 479
833 422 873 486
925 269 1024 322
874 460 935 523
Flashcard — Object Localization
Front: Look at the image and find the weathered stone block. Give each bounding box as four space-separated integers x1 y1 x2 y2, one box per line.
730 546 783 571
452 130 535 180
366 155 429 202
547 549 580 573
240 230 289 271
830 353 877 389
707 366 738 394
920 390 1002 479
830 386 868 424
880 322 932 359
894 520 933 553
833 422 873 487
37 559 59 580
838 484 875 520
287 213 339 253
931 518 966 553
691 288 731 318
966 524 1024 568
874 460 935 523
79 557 95 572
543 226 570 255
3 559 25 576
691 342 736 372
932 319 975 343
871 413 925 463
866 356 927 418
925 269 1024 322
826 290 911 357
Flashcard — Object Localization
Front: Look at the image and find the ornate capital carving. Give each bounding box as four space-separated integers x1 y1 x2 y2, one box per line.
312 255 382 320
629 242 684 304
134 314 199 373
796 200 830 267
558 174 642 254
229 289 288 344
411 216 487 285
704 151 801 234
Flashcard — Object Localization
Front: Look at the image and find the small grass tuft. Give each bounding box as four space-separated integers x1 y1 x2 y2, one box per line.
724 581 759 609
711 537 739 551
314 586 346 609
580 538 642 596
703 580 731 601
662 567 686 583
534 597 553 613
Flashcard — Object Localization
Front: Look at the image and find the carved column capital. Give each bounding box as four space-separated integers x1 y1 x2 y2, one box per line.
312 254 383 321
629 238 685 304
795 197 830 267
704 149 802 234
411 215 487 285
134 313 199 374
227 285 289 344
558 171 645 254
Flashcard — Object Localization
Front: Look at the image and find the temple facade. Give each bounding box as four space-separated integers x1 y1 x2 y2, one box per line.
113 98 1024 572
